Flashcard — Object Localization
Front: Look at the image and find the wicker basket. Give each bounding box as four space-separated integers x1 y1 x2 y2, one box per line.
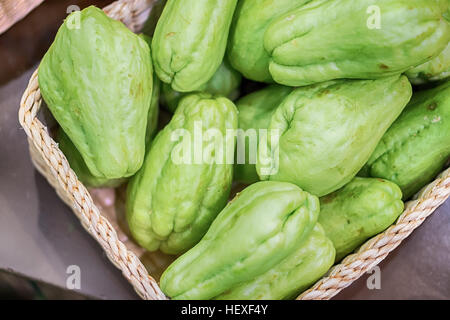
18 0 450 300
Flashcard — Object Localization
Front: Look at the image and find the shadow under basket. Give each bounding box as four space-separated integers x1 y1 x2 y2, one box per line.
18 0 450 300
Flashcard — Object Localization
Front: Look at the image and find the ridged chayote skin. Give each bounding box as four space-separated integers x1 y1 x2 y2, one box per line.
152 0 238 92
39 6 153 179
227 0 312 83
257 75 412 197
406 43 450 85
57 130 125 188
235 85 293 184
161 61 242 113
160 181 320 300
139 34 160 144
264 0 450 86
127 93 238 254
360 81 450 200
319 177 404 262
215 224 335 300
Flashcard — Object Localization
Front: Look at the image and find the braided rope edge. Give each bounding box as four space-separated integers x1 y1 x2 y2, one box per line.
17 0 450 300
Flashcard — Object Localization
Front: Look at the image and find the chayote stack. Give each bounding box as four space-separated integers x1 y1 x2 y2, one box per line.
319 177 404 262
152 0 238 92
160 181 323 300
39 6 153 180
161 60 241 112
264 0 450 86
235 85 293 184
406 43 450 85
227 0 312 83
126 93 238 254
257 75 412 197
361 81 450 199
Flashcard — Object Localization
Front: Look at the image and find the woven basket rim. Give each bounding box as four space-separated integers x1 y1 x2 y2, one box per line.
17 0 450 300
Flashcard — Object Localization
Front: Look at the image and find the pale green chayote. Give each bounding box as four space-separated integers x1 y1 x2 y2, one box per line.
406 43 450 85
39 6 153 179
257 75 412 197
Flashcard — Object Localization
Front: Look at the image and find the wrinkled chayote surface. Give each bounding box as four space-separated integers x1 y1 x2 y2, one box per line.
39 6 153 179
140 34 160 144
227 0 312 83
127 93 238 254
160 181 320 300
257 75 412 197
215 224 334 300
161 60 241 113
406 43 450 85
264 0 450 86
235 85 293 184
319 177 404 262
360 80 450 200
57 129 125 188
152 0 238 92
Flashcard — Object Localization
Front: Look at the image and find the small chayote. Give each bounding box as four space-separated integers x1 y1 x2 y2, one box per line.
264 0 450 86
319 177 404 262
406 43 450 85
152 0 238 92
235 85 293 184
361 81 450 199
160 181 320 300
227 0 312 83
126 93 238 254
215 224 335 300
57 129 125 188
257 75 412 197
161 61 241 113
39 6 153 179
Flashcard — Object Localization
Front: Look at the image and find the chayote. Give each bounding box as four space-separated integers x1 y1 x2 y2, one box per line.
139 34 160 144
57 129 125 188
406 43 450 85
161 60 241 113
215 224 335 300
152 0 238 92
319 177 404 262
235 85 293 184
126 93 238 254
227 0 312 83
160 181 320 300
39 6 153 179
257 75 412 197
264 0 450 86
360 81 450 200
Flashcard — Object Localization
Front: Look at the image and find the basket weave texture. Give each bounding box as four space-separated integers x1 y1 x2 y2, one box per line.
18 0 450 300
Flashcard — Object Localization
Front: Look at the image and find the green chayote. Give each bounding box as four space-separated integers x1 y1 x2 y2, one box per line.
406 43 450 85
235 85 293 184
160 181 320 300
257 75 412 197
140 34 160 144
39 6 153 179
264 0 450 86
127 93 238 254
161 61 241 113
215 224 334 300
361 81 450 199
319 177 404 262
57 129 125 188
152 0 238 92
227 0 312 83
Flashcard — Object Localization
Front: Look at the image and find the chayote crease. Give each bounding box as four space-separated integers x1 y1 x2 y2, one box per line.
160 181 321 300
126 93 238 254
319 177 404 262
39 6 153 179
264 0 450 86
406 43 450 85
360 80 450 199
257 75 412 197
